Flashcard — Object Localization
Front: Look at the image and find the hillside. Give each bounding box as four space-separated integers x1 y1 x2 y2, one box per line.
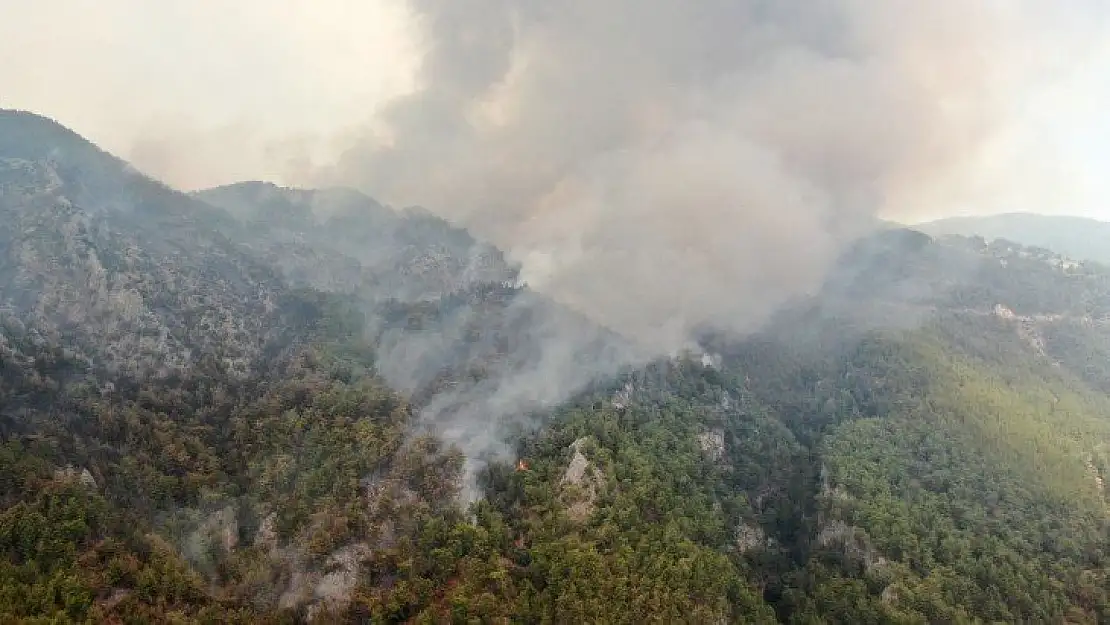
0 110 292 380
195 180 639 491
916 212 1110 266
0 110 486 621
194 182 518 303
4 111 1110 623
0 111 637 622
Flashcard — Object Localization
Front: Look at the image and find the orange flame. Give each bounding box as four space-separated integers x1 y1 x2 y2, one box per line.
516 459 529 471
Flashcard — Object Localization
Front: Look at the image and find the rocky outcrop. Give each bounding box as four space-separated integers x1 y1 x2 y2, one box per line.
612 382 635 411
53 465 97 490
818 463 853 502
269 527 373 622
992 304 1060 362
1086 455 1107 498
304 543 373 621
561 437 602 522
254 512 280 552
697 429 726 462
734 523 770 554
700 352 722 369
186 505 239 562
816 520 888 572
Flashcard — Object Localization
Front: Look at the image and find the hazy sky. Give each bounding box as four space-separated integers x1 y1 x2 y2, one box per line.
0 0 419 185
932 38 1110 224
2 1 1109 223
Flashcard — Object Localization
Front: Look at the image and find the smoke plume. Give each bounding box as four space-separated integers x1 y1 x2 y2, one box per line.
3 1 1105 347
320 0 1107 347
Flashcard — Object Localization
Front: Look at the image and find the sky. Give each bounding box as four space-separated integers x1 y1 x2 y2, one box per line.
0 0 419 186
923 39 1110 224
2 1 1109 223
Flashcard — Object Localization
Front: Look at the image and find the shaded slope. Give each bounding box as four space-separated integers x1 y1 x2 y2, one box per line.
194 181 518 303
0 111 474 621
0 110 297 380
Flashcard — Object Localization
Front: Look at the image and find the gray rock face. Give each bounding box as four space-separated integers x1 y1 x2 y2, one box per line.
53 465 97 490
255 512 279 552
697 429 726 462
180 505 240 572
734 523 769 554
562 438 592 486
816 520 888 572
305 543 373 622
561 437 601 522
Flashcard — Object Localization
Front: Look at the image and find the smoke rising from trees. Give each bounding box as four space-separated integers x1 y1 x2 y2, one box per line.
322 0 1106 347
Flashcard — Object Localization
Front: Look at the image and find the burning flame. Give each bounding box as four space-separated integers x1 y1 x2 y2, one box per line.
516 459 529 471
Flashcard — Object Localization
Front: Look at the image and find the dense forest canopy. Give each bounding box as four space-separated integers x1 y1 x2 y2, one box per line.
4 110 1110 623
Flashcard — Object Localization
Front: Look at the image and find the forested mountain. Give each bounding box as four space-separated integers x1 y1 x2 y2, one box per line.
194 179 636 483
193 182 517 304
916 212 1110 266
4 109 1110 623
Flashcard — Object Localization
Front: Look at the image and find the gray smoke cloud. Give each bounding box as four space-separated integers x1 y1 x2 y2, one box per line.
318 0 1108 348
370 286 642 502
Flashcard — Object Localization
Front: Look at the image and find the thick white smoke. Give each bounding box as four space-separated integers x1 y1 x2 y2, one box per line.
322 0 1109 347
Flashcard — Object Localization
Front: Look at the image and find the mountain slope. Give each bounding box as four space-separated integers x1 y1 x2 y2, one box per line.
0 111 476 622
194 181 518 303
5 110 1110 623
195 179 640 498
0 110 297 380
0 111 650 622
699 230 1110 622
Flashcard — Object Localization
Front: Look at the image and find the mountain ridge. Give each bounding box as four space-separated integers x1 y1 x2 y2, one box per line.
914 212 1110 266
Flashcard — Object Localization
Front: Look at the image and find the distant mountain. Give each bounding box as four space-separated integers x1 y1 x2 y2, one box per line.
915 212 1110 265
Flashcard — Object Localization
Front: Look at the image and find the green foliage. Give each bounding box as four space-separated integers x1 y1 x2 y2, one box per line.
10 110 1110 622
772 325 1110 623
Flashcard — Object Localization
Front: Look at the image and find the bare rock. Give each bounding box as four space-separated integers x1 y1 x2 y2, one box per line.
255 512 279 552
188 505 239 558
53 465 97 490
561 437 601 522
817 520 887 571
612 382 634 410
880 584 901 605
734 523 769 554
697 429 725 462
562 438 592 487
306 544 373 621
